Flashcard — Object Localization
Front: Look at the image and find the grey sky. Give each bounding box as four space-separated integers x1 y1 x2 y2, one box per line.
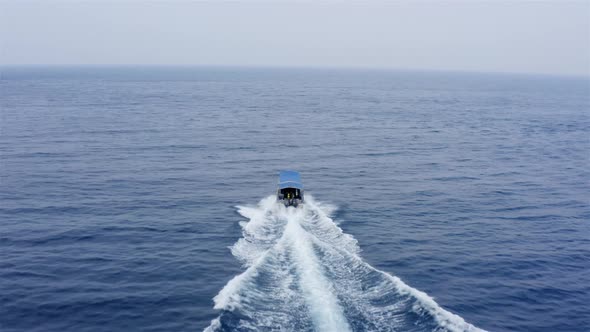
1 1 589 76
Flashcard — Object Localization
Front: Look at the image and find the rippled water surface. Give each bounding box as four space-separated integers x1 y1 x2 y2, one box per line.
1 67 589 331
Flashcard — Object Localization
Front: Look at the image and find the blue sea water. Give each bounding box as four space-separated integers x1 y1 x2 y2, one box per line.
1 66 589 332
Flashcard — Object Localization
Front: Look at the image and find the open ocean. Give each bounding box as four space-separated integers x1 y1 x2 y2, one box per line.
1 66 589 332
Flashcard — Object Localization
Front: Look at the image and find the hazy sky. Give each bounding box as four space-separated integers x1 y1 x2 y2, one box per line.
1 1 589 76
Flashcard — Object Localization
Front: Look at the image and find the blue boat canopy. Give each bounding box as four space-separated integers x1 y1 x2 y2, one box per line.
278 170 303 189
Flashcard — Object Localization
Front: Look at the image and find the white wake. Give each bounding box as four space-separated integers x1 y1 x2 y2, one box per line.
204 195 485 332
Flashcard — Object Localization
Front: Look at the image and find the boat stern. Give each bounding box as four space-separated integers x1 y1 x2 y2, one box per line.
277 170 304 207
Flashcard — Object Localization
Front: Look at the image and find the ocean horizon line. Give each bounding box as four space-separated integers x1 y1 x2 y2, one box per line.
1 63 588 80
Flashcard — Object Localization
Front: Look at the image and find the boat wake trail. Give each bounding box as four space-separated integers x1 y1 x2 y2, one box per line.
205 195 484 332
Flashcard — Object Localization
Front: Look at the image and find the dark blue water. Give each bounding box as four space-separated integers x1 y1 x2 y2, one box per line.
1 66 589 332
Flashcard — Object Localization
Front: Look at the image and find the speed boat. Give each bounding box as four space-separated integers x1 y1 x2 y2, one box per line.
277 170 304 207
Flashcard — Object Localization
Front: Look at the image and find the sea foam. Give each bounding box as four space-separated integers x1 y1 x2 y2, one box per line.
205 195 485 332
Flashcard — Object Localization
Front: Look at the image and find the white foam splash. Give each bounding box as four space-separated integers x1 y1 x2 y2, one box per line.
283 209 351 332
205 195 486 332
